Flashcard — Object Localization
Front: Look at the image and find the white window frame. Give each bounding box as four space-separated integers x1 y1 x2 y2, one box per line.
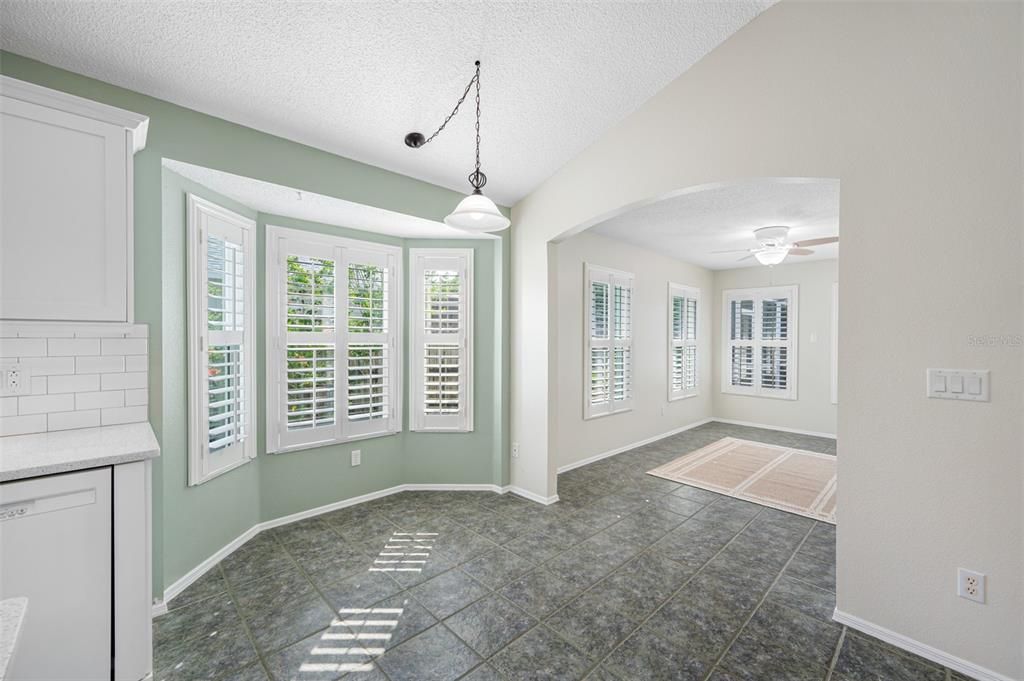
186 194 257 485
668 283 700 401
721 285 799 400
266 225 402 453
409 248 474 432
584 263 634 419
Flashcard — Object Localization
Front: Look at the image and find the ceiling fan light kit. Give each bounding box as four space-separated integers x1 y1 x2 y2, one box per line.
754 248 789 266
405 60 510 233
728 225 839 266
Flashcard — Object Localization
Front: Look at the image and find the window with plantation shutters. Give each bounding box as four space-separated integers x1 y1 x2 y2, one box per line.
411 249 473 432
585 264 633 419
668 283 699 400
722 285 798 399
187 195 257 486
266 226 401 452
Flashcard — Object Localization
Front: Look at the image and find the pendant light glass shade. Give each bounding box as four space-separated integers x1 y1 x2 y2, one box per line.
444 192 510 232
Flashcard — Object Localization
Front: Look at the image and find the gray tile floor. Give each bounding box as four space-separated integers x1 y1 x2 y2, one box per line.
154 422 968 681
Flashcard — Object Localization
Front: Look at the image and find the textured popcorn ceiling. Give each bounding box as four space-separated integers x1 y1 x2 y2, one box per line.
0 0 774 205
589 178 839 270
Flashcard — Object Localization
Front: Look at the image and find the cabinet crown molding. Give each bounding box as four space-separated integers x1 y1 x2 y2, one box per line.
0 75 149 153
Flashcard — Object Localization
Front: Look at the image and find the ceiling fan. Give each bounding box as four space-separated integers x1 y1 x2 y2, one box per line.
715 226 839 266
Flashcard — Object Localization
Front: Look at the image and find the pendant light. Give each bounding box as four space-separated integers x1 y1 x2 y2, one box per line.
405 61 510 232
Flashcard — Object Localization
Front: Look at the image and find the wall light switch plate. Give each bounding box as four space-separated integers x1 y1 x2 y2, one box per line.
351 449 361 467
927 369 989 402
1 362 31 396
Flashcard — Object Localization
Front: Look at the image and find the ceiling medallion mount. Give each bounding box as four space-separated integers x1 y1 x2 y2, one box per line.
404 60 509 233
403 132 426 148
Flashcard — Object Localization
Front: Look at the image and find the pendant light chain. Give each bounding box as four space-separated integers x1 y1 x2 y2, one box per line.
473 60 482 191
406 61 488 193
419 65 478 147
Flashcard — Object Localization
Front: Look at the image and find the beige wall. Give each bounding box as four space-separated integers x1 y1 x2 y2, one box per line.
713 259 838 436
553 231 713 470
512 2 1022 677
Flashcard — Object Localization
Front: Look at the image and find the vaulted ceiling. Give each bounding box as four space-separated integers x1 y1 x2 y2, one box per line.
0 0 775 205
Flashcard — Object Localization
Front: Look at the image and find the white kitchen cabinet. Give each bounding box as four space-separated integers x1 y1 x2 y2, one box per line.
0 76 148 323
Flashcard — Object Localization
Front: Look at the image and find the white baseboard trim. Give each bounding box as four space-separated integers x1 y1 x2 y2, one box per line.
157 523 262 612
710 418 836 440
153 482 520 617
556 417 714 474
505 485 560 505
832 609 1016 681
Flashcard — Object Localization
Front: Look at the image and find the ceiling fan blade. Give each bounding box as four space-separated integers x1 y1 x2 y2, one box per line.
792 236 839 247
711 248 753 254
737 254 756 262
789 248 814 256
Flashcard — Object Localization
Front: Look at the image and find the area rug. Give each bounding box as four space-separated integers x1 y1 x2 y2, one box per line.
647 437 836 524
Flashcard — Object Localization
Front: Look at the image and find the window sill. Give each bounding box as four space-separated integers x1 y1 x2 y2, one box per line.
269 429 400 455
583 406 633 421
720 388 797 401
189 455 254 487
668 392 698 402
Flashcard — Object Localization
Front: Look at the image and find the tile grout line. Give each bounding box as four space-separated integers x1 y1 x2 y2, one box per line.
574 504 779 680
825 626 848 680
441 479 722 677
212 562 276 681
702 522 819 681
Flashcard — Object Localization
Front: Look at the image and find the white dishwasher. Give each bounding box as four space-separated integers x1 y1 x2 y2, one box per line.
0 467 112 681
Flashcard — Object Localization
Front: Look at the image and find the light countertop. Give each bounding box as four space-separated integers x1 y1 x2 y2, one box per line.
0 597 27 681
0 423 159 482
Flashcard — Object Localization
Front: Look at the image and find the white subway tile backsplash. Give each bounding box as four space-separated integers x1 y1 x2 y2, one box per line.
0 338 47 357
22 357 75 376
0 397 17 417
76 390 125 410
101 338 147 356
29 377 47 395
124 355 147 372
0 322 149 436
101 372 147 391
19 393 75 415
0 414 48 436
76 355 126 374
48 410 101 431
101 405 147 426
48 338 101 356
48 374 101 394
124 389 148 407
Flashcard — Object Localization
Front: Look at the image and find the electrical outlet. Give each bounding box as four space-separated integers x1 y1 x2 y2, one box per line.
351 449 361 467
1 363 30 396
511 442 520 458
957 568 985 603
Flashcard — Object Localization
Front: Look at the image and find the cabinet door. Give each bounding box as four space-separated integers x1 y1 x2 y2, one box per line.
0 468 113 680
0 96 129 321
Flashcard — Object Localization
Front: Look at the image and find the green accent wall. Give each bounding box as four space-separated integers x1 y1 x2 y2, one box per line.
1 51 510 597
